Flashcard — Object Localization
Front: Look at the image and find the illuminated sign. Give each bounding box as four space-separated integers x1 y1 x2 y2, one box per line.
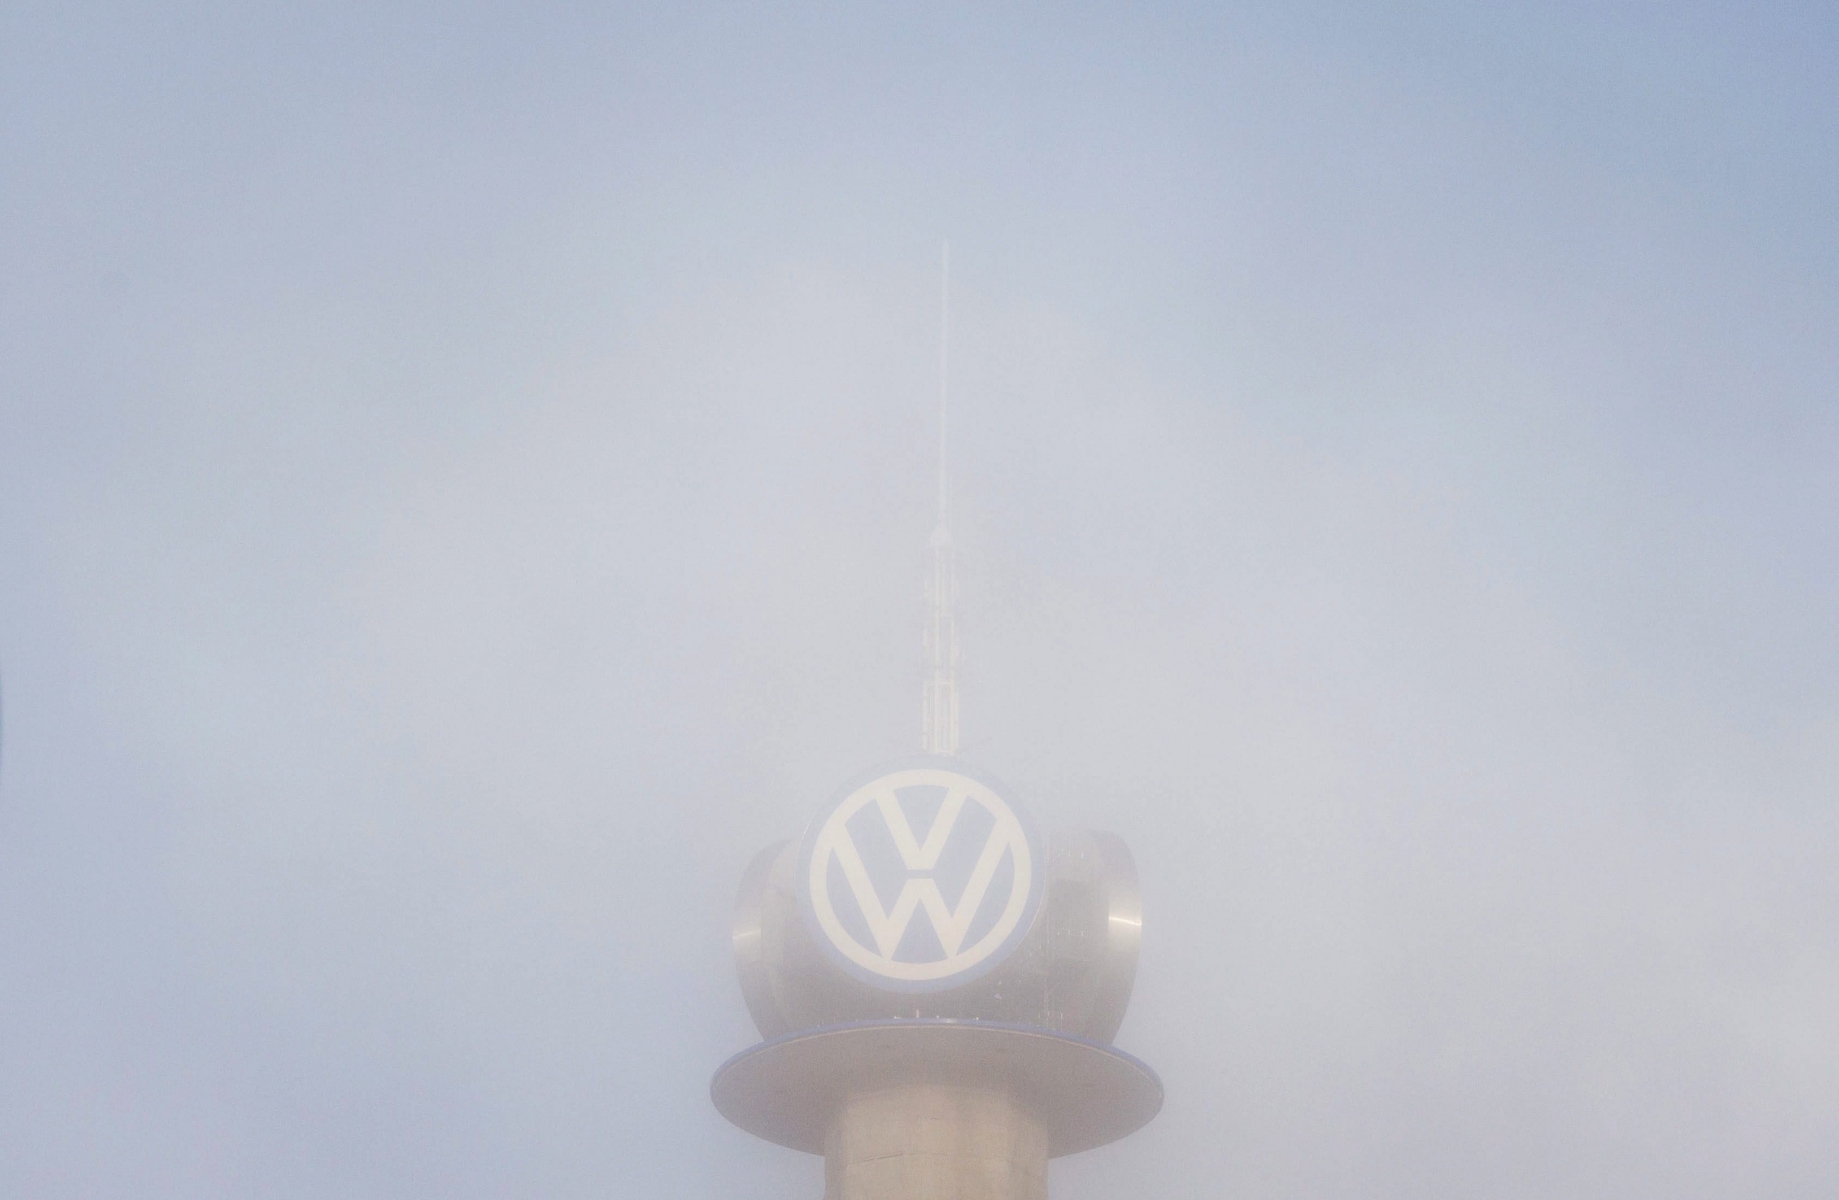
799 762 1043 991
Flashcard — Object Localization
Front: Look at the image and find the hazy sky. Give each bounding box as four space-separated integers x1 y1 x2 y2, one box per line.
3 4 1837 1198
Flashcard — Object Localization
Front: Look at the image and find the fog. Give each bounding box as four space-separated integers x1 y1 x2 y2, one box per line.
3 5 1837 1197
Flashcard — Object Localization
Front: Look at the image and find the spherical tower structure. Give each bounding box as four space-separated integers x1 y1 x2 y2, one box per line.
710 249 1160 1199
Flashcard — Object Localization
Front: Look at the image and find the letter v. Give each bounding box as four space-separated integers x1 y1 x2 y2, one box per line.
874 784 967 871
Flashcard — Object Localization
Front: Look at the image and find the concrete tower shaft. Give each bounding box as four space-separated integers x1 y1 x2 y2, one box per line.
826 1085 1046 1200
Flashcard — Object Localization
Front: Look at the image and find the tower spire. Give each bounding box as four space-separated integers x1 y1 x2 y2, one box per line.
922 241 960 756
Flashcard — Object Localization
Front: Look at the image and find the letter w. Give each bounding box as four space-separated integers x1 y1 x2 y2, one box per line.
829 800 1012 959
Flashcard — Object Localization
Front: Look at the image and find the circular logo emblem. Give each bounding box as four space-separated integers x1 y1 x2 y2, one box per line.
798 761 1043 992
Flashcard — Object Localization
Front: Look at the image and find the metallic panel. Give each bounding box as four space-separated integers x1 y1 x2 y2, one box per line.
1085 831 1141 1044
733 840 792 1039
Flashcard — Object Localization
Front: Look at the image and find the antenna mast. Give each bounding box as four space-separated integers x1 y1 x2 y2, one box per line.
922 242 960 756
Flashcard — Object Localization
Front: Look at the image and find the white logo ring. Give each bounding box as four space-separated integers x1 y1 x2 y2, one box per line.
805 766 1037 985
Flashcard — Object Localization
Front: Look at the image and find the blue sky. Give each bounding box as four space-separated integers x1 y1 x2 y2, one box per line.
3 4 1837 1197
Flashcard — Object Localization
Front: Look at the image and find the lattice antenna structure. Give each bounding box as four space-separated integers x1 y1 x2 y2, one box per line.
922 241 960 756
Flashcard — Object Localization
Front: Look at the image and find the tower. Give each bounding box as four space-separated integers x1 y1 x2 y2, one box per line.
711 251 1159 1199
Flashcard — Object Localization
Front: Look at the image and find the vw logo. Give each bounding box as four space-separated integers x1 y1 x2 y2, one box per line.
798 762 1043 991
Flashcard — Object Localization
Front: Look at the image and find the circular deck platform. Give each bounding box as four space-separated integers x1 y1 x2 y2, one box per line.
710 1019 1162 1157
